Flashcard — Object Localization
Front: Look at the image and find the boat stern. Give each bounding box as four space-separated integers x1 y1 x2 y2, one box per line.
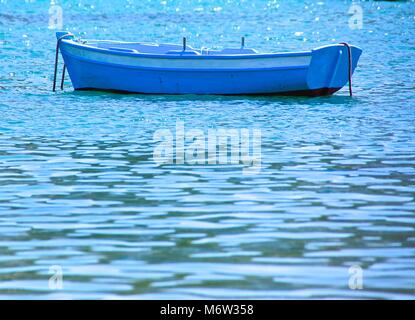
56 31 74 40
307 44 362 93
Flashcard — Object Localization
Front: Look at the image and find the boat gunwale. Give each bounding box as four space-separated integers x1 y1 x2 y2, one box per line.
61 39 313 60
61 49 311 72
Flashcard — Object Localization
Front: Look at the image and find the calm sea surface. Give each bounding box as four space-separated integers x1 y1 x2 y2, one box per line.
0 0 415 299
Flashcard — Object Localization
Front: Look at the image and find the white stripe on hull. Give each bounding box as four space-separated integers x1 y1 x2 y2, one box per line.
61 42 311 70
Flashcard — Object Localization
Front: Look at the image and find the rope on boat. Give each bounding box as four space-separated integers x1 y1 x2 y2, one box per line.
339 42 353 97
53 33 73 92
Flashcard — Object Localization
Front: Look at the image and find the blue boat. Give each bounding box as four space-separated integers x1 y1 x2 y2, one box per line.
54 31 362 96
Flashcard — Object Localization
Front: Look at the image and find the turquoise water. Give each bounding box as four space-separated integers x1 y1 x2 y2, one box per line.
1 0 415 299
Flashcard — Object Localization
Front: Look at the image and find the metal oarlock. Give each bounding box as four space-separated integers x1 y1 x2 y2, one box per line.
182 37 187 51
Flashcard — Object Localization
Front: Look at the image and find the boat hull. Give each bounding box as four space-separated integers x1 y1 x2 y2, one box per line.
58 37 361 96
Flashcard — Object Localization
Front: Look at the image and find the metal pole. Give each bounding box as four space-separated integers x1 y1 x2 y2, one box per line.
60 64 66 90
339 42 353 97
52 41 60 92
53 33 73 92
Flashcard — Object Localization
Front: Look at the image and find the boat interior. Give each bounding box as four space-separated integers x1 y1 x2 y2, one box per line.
84 40 259 56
